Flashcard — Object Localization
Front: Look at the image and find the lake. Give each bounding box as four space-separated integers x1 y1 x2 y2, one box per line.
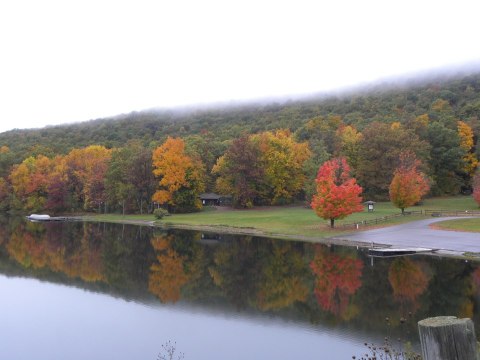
0 218 478 359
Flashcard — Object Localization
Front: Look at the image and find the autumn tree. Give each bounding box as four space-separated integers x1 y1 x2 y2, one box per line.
253 130 311 204
45 156 70 212
356 122 430 199
302 139 330 203
336 125 363 171
212 135 264 208
152 137 205 213
474 170 480 206
184 131 227 191
311 157 363 228
295 115 343 154
214 131 310 207
458 121 479 186
64 145 112 211
10 155 54 211
389 151 430 214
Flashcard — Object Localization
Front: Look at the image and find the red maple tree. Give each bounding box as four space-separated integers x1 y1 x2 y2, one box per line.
389 151 430 214
311 157 363 228
473 171 480 206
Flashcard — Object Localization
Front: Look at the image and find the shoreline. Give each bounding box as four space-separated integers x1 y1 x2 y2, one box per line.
78 216 479 261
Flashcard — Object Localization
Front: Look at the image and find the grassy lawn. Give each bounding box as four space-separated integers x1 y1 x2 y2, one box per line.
431 218 480 232
86 196 479 239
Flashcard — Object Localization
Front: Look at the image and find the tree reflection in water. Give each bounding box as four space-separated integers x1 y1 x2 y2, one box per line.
1 218 480 347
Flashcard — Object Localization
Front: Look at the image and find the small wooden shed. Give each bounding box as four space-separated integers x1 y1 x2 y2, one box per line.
199 193 232 206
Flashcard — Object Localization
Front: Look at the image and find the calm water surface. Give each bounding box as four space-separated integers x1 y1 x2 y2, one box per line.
0 218 478 359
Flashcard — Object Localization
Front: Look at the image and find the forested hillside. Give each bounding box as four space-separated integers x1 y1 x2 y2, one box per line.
2 72 479 158
0 71 479 213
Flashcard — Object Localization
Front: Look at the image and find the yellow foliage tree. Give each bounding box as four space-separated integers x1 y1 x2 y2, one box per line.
253 130 311 204
457 121 478 177
64 145 112 210
336 125 363 169
10 155 54 211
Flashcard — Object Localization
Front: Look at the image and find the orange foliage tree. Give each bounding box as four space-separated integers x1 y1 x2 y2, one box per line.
310 246 363 318
152 137 204 212
311 157 363 228
389 151 430 214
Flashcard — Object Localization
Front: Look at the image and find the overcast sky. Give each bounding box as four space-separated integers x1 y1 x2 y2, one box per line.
0 0 479 134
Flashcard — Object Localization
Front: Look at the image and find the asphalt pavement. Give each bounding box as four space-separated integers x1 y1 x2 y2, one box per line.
336 217 480 253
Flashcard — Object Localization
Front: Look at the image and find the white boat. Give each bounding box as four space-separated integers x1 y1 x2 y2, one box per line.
27 214 51 221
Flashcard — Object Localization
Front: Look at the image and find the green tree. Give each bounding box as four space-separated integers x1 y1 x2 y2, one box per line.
356 122 430 200
106 142 156 214
426 122 465 195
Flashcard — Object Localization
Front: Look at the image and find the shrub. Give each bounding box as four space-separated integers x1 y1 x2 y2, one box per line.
154 208 170 219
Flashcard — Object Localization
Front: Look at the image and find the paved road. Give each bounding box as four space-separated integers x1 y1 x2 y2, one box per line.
337 217 480 253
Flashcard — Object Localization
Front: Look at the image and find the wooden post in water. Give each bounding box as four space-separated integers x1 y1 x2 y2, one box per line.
418 316 478 360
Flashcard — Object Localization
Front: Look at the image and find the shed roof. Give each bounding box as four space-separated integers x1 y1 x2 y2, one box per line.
199 193 222 200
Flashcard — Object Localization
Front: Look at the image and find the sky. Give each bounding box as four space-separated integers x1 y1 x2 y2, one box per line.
0 0 480 134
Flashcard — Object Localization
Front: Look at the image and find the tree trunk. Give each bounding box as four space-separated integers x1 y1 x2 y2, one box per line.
122 200 125 216
401 207 405 214
330 218 335 228
418 316 478 360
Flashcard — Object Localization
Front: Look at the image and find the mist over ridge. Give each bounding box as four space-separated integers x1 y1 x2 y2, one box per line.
1 61 480 160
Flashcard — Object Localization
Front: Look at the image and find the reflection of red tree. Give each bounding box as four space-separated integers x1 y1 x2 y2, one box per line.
388 258 430 314
472 267 480 292
310 247 363 317
148 236 189 303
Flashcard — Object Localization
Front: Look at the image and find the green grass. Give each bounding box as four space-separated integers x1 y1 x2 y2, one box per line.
85 196 479 239
431 218 480 232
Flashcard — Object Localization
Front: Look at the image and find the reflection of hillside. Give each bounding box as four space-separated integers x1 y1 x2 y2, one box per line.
7 223 104 282
0 218 478 348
